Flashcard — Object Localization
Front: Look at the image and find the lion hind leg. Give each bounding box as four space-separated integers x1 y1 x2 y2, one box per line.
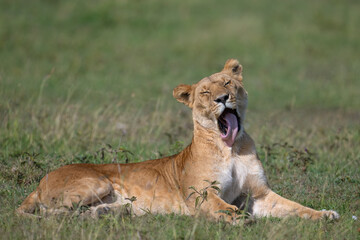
52 179 115 211
18 177 115 216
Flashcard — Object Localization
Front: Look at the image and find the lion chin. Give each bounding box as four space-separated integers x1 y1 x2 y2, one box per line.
17 59 339 222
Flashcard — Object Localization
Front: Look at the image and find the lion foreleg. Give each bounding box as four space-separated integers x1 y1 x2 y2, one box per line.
193 192 239 223
252 190 339 220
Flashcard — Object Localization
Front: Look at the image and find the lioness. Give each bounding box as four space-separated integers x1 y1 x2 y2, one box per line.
17 59 339 221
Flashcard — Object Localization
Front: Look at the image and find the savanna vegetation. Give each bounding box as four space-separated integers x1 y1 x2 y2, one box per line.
0 0 359 239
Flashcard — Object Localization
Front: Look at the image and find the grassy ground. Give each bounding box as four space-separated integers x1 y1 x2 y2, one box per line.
0 0 359 239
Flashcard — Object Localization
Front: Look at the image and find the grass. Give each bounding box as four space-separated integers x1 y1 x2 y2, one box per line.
0 0 359 239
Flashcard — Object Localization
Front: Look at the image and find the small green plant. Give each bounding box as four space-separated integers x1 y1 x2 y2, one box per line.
123 196 137 215
187 180 221 209
125 196 137 203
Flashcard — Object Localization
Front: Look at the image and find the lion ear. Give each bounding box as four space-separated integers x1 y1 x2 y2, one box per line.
222 58 243 81
173 84 194 108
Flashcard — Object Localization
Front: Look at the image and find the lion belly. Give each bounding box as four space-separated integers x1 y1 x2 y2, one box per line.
108 175 190 216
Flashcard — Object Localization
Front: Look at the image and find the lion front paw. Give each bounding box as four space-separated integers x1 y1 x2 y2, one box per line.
321 209 340 220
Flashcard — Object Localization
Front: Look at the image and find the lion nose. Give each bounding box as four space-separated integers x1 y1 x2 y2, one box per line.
215 94 229 104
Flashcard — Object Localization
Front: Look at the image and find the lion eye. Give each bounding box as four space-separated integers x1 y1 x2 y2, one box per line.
200 91 210 94
224 81 231 86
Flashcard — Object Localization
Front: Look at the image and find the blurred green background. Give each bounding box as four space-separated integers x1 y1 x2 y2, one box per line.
1 0 359 111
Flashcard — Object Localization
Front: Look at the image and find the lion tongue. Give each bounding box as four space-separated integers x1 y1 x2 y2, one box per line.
221 112 239 147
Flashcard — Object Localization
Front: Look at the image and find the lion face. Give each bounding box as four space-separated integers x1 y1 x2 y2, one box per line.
173 59 248 147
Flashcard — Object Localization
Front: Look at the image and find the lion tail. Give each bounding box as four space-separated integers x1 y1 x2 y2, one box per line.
16 190 40 217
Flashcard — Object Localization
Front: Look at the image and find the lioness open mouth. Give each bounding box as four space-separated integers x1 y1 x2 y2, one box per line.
218 108 240 147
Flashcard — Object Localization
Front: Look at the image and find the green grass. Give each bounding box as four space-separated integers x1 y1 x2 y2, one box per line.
0 0 359 239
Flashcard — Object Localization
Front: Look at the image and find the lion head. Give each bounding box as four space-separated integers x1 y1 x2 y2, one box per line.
173 59 248 147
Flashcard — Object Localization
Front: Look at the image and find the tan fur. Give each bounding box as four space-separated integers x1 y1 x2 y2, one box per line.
17 59 339 221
